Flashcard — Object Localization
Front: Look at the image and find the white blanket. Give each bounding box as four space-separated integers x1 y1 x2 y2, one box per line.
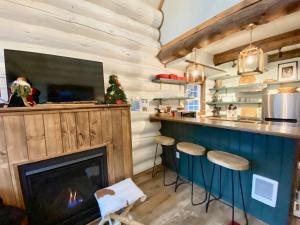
94 178 146 218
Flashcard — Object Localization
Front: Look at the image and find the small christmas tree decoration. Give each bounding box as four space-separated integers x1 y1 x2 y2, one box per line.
105 75 127 104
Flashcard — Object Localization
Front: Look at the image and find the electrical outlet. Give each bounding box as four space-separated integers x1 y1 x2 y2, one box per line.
176 151 180 158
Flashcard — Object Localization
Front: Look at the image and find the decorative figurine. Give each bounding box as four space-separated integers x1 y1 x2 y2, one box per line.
8 76 40 107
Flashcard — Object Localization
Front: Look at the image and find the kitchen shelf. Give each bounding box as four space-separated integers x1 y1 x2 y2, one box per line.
266 80 300 86
206 101 262 106
152 78 187 85
210 80 300 93
209 83 267 93
153 97 195 101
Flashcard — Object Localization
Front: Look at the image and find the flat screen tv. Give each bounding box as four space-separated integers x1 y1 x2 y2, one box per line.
4 49 105 103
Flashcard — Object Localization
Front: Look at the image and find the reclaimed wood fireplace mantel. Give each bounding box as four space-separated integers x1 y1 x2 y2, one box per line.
0 104 133 208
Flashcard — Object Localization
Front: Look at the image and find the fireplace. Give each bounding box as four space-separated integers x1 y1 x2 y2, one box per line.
18 147 108 225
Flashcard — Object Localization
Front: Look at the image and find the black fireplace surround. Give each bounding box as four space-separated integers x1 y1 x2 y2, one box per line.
18 147 108 225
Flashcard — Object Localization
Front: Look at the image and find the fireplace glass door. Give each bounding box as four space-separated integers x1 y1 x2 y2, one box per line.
18 147 108 225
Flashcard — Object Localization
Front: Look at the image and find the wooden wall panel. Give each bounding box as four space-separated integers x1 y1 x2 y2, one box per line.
0 117 16 205
101 109 113 143
106 143 115 185
3 115 28 207
122 109 133 178
0 105 133 207
89 110 103 147
43 113 63 156
61 113 77 152
75 112 91 150
112 110 124 182
24 115 47 160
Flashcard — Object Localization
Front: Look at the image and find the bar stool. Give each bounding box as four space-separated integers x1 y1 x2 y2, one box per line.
152 135 176 186
175 142 207 205
206 150 249 225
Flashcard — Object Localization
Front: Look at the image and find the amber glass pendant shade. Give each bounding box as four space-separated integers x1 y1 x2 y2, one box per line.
186 48 205 83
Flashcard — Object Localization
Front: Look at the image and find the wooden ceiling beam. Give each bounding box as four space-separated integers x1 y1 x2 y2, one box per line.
268 48 300 63
214 29 300 65
157 0 300 64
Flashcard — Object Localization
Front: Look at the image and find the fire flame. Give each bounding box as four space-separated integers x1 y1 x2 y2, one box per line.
68 188 83 208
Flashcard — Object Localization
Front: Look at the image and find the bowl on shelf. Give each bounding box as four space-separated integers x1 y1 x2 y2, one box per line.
277 86 298 93
263 79 277 84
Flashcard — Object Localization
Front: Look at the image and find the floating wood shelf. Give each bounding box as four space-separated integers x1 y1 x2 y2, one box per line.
210 80 300 93
209 83 267 93
152 78 187 85
206 101 262 106
153 97 195 101
266 80 300 85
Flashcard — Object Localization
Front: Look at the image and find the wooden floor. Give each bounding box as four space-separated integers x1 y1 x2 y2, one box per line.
129 169 266 225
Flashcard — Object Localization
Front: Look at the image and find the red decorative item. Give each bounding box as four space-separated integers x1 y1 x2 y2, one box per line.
115 99 124 105
229 221 240 225
176 76 187 81
155 74 170 79
169 74 177 79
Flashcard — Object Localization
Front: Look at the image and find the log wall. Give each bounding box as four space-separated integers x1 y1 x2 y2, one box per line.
0 0 184 175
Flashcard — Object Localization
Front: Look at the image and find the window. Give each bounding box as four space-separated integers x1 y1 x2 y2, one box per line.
185 84 200 112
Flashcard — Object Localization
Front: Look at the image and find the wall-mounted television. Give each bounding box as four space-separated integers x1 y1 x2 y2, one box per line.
4 49 105 103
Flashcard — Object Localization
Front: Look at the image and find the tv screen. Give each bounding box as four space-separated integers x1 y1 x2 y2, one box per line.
4 49 105 103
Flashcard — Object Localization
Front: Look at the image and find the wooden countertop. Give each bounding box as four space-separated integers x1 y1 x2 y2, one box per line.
150 115 300 139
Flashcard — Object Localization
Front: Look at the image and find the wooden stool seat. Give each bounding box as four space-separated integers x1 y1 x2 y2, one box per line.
177 142 206 156
154 135 175 146
207 151 249 171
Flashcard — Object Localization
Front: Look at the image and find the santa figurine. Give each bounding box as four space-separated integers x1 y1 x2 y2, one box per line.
8 76 40 107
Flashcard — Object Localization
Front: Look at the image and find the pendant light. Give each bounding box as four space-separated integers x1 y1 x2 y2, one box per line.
186 48 205 83
238 24 264 76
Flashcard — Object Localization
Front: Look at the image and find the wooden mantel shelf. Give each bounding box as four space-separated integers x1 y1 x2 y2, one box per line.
0 103 130 114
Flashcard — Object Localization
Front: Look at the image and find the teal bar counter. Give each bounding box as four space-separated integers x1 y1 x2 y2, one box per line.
150 115 300 225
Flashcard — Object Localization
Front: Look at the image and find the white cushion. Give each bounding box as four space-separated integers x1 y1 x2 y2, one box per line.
94 178 146 218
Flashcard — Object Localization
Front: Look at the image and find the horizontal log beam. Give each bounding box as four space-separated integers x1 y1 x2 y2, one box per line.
3 0 159 51
36 0 160 40
157 0 300 64
87 0 163 28
214 29 300 65
268 48 300 63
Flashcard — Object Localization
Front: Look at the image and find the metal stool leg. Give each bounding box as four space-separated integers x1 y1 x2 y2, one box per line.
174 152 181 191
191 156 208 205
238 171 248 225
152 144 160 177
162 145 176 186
205 163 216 213
231 170 235 224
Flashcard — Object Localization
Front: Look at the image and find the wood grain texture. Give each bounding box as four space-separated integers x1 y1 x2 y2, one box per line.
24 114 47 160
0 106 132 208
0 117 16 205
214 29 300 65
101 109 113 143
43 113 63 156
89 110 103 147
158 0 300 64
106 143 116 185
268 48 300 63
122 109 133 178
61 112 77 152
75 112 91 150
3 115 28 207
112 110 124 182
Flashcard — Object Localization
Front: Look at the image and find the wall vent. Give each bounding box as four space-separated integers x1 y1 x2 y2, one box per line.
251 174 278 207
